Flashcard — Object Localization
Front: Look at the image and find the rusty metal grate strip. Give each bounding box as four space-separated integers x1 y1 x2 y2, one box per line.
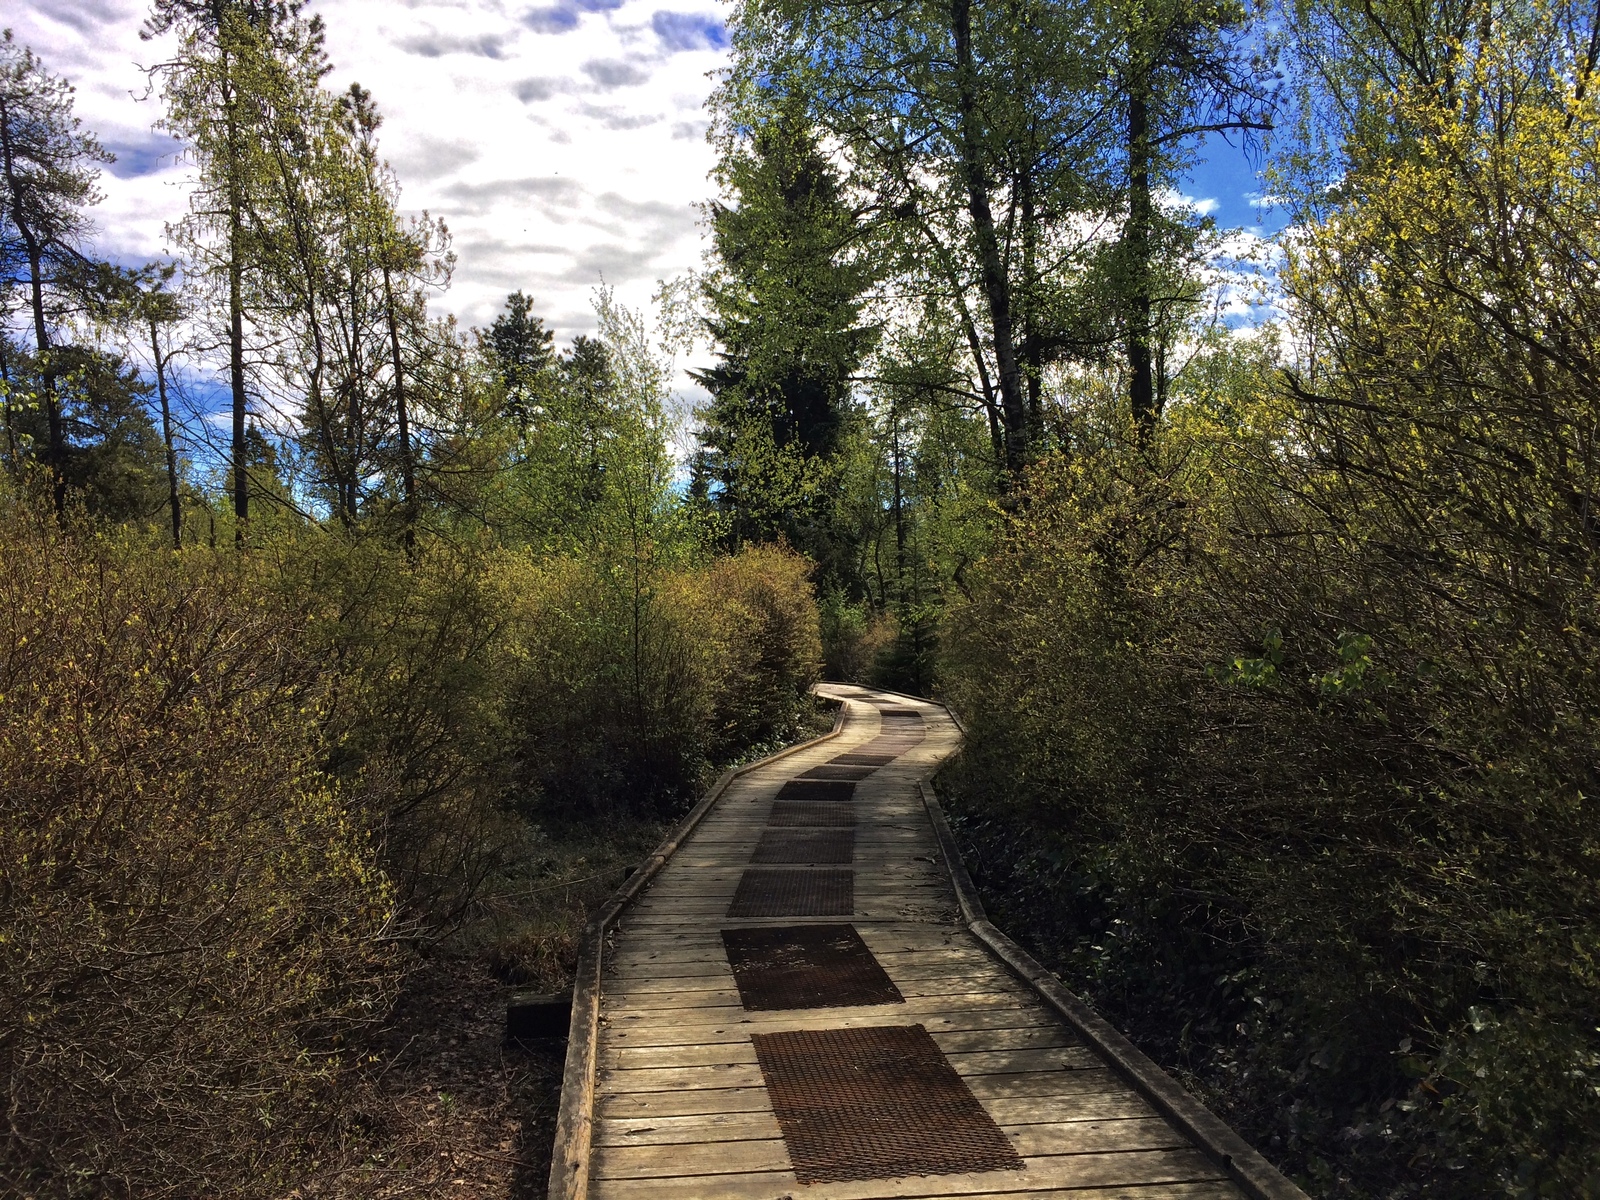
801 764 878 780
752 827 855 864
769 800 854 827
752 1024 1024 1183
727 869 854 918
830 752 897 767
777 779 856 803
722 924 903 1010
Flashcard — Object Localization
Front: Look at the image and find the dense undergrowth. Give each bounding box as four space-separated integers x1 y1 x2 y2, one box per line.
0 495 820 1197
941 429 1600 1194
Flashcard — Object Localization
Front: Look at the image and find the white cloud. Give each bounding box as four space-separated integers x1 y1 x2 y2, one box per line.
7 0 728 342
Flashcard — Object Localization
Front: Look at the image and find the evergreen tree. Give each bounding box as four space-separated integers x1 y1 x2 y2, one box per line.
691 114 875 583
148 0 328 543
336 84 453 548
0 31 114 513
482 289 555 428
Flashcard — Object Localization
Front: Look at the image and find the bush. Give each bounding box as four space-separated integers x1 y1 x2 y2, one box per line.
817 589 896 682
267 532 527 923
942 360 1600 1194
0 503 399 1198
511 543 820 818
697 543 823 755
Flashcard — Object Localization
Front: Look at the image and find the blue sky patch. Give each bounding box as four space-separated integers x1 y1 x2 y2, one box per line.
651 11 727 52
103 136 178 180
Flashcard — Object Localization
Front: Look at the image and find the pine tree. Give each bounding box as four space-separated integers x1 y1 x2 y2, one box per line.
0 31 114 513
147 0 327 543
483 290 555 429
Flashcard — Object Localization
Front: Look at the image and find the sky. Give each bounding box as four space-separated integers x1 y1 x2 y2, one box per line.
10 0 731 342
10 0 1278 348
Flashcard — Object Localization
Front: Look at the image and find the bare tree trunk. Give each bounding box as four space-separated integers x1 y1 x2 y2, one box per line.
1127 83 1156 447
950 0 1029 478
382 262 417 551
0 336 15 470
224 66 250 545
276 139 354 527
150 318 182 548
1020 167 1044 444
0 96 65 513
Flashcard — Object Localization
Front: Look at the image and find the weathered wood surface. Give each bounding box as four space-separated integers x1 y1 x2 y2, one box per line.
565 683 1304 1200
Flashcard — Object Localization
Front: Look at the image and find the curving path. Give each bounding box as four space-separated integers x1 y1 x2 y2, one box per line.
569 685 1297 1200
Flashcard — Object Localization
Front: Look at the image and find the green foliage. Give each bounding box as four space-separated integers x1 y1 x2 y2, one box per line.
1 343 170 522
511 542 821 819
264 530 527 922
481 289 555 429
816 587 896 680
943 115 1600 1185
692 111 875 587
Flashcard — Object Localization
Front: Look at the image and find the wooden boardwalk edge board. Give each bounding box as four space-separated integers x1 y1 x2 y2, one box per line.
916 780 1309 1200
547 698 849 1200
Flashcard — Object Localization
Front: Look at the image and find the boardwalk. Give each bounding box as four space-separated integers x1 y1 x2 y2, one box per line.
568 685 1294 1200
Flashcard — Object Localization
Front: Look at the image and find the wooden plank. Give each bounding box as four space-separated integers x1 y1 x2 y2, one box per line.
594 1094 1159 1148
597 1085 775 1119
603 960 1016 994
602 981 1035 1013
588 1147 1228 1198
592 1118 1192 1180
595 1110 785 1147
967 1071 1145 1101
607 931 974 958
597 1046 1103 1094
606 944 991 970
593 1068 1134 1121
600 1183 1237 1200
602 1026 1079 1070
602 1007 1058 1046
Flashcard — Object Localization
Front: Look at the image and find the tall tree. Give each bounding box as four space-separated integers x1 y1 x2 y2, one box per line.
147 0 324 543
127 265 186 547
483 290 555 429
692 112 876 575
717 0 1107 476
0 31 113 513
337 85 452 547
1109 0 1274 442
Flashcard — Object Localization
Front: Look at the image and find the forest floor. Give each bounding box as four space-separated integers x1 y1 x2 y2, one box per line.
292 819 666 1200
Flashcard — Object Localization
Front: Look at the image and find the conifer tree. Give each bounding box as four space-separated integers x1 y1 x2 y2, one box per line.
147 0 326 542
0 31 113 513
692 113 874 581
483 289 556 429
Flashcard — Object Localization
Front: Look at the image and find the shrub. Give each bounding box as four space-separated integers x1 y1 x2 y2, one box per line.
696 543 822 756
817 589 896 681
267 532 526 923
0 503 398 1198
942 367 1600 1194
511 543 820 818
